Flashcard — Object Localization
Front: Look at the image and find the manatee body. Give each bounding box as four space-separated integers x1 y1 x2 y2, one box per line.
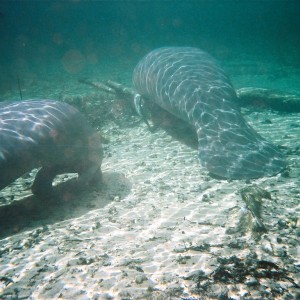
0 99 103 198
133 47 286 179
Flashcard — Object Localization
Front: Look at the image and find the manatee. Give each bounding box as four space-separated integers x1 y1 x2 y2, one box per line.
133 47 286 179
0 99 103 199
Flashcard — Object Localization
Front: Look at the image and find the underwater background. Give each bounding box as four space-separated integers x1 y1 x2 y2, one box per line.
0 0 300 97
0 1 300 299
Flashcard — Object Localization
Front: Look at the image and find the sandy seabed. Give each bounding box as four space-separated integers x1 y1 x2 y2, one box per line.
0 56 299 299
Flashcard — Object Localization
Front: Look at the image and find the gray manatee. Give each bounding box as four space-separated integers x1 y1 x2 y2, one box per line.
0 99 103 199
133 47 286 179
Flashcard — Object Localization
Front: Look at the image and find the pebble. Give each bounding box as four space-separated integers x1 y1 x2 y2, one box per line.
135 274 148 284
245 277 258 287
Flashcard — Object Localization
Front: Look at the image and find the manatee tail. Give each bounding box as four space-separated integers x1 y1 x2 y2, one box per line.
195 117 287 179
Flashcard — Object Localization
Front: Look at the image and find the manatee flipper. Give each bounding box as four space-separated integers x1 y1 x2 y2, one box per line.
31 167 61 200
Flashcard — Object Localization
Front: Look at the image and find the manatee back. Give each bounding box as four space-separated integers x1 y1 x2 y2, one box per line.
133 47 238 123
